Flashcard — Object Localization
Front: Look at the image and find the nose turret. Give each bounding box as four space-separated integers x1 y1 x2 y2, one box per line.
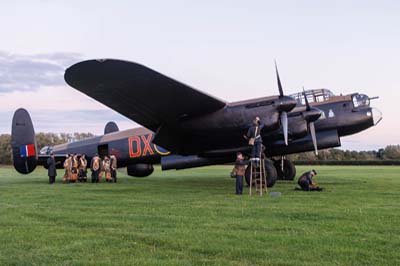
371 107 383 125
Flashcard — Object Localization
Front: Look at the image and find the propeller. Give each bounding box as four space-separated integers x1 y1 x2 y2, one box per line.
302 88 318 155
275 61 289 146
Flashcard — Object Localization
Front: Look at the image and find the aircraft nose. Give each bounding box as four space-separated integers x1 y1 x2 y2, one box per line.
371 107 383 125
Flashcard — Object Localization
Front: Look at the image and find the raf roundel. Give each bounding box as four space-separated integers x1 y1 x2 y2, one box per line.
20 144 35 158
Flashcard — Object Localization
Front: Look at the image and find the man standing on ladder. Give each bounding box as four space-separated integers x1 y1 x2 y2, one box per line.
245 116 264 162
244 117 267 196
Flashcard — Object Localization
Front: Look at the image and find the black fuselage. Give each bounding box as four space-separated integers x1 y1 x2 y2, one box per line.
44 92 379 172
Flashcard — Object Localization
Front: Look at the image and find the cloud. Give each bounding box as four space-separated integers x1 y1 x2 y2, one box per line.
0 51 81 93
0 51 139 134
0 109 137 135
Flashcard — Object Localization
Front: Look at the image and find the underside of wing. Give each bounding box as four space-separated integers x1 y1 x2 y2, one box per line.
64 59 226 133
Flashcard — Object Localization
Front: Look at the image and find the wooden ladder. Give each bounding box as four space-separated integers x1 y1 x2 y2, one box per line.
249 158 267 196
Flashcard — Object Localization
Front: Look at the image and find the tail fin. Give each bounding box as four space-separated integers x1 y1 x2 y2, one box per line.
104 121 119 134
11 108 37 174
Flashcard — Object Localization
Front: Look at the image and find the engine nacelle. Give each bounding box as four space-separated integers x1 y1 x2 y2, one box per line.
126 164 154 177
265 129 341 157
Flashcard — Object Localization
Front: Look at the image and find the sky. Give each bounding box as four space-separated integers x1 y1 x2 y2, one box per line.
0 0 399 150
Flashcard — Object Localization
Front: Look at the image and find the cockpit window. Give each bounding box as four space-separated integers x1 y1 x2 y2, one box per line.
290 89 335 105
39 146 52 155
352 94 370 108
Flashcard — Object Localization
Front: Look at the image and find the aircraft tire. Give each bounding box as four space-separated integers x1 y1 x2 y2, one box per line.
245 159 277 188
274 159 296 181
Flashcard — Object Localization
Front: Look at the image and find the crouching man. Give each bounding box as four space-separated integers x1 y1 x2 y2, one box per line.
297 169 323 191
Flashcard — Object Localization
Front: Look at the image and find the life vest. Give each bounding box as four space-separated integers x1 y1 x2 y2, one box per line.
93 157 100 171
103 160 110 171
64 157 72 170
79 157 87 169
110 155 117 169
72 156 79 168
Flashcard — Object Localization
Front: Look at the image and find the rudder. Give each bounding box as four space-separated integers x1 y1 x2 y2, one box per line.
11 108 37 174
104 121 119 134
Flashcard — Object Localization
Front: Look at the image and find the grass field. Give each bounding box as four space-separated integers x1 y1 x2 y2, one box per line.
0 165 399 266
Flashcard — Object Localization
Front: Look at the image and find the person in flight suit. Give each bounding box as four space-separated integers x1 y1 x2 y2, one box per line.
231 152 248 195
103 156 112 182
70 153 79 183
63 154 72 183
91 154 101 183
47 153 57 184
78 154 88 182
244 117 264 162
110 154 118 183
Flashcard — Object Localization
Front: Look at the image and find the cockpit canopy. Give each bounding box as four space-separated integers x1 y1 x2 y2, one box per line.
39 146 53 155
290 88 335 105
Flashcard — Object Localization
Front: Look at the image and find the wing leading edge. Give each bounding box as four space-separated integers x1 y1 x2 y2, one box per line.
64 59 226 134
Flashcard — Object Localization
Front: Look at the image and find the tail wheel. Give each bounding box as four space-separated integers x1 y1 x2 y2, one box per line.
274 159 296 180
245 159 278 188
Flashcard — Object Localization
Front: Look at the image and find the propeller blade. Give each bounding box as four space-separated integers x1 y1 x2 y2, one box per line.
302 87 310 111
275 61 284 97
281 111 288 145
309 122 318 155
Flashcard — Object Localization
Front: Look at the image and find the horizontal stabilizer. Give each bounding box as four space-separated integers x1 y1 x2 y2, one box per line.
11 108 37 174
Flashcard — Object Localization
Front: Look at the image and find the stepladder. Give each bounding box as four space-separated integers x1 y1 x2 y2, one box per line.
249 158 268 196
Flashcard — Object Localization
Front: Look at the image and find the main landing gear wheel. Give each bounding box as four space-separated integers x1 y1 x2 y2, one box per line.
245 159 278 188
274 159 296 180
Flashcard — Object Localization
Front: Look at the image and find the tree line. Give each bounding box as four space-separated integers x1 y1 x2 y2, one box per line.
287 145 400 161
0 132 399 165
0 133 95 165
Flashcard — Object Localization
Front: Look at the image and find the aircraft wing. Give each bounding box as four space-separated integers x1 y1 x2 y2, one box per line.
64 59 226 133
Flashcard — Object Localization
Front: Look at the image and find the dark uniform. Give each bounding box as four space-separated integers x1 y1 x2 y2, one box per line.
47 155 57 184
233 159 248 195
298 171 314 191
247 122 264 159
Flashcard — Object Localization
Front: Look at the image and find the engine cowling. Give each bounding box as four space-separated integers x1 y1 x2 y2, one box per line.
126 164 154 177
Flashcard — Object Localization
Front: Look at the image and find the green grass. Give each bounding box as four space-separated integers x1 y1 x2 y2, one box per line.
0 165 399 266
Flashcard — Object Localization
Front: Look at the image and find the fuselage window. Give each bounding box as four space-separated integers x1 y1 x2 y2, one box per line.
315 95 324 102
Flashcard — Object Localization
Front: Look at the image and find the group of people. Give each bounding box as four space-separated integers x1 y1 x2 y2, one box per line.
89 154 118 183
62 154 88 183
231 116 322 195
231 116 266 195
46 153 117 184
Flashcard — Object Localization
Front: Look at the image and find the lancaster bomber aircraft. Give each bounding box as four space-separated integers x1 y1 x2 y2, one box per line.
11 59 382 187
